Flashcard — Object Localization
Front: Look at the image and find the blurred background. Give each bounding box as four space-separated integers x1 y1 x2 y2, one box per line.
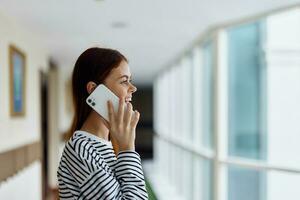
0 1 300 200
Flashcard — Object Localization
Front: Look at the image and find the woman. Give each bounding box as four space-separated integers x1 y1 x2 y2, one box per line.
57 47 149 199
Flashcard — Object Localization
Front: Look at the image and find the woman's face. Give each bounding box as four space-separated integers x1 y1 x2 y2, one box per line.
103 60 137 103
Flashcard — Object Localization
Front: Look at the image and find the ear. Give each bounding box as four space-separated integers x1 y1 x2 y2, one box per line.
86 81 97 94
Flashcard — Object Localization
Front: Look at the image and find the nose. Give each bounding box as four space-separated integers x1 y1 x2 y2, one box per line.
130 83 137 93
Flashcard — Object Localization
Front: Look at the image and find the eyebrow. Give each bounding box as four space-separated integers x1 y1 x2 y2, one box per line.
118 75 132 79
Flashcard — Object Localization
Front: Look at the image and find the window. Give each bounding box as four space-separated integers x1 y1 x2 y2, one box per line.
153 7 300 200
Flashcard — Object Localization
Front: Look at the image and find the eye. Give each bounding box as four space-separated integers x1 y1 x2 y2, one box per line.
121 79 133 84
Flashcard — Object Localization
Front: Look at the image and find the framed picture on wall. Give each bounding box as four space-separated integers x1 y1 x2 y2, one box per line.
9 45 26 117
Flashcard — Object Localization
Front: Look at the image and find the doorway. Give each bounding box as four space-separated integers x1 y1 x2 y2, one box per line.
40 70 49 200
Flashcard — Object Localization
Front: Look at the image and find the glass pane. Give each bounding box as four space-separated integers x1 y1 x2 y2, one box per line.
167 145 181 194
265 9 300 169
174 65 183 140
183 57 193 141
267 170 300 200
182 150 193 200
228 166 266 200
179 57 193 142
228 165 300 200
193 156 213 200
169 67 176 138
227 21 267 160
202 42 214 149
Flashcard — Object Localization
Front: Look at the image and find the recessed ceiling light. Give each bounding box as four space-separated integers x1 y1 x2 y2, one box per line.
111 21 128 29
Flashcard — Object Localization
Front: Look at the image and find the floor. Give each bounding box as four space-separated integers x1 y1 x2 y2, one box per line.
46 188 59 200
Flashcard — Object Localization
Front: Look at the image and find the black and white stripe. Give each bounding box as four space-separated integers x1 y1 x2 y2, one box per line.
57 130 148 200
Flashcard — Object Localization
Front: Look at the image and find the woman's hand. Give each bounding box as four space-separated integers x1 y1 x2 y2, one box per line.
107 97 140 151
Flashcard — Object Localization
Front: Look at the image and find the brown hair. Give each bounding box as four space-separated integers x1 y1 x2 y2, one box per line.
67 47 128 140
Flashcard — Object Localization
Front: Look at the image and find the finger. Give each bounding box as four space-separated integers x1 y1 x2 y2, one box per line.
124 102 133 126
107 100 116 126
117 97 125 124
130 110 140 129
110 135 120 155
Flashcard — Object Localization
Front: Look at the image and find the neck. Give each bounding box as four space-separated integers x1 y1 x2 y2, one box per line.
80 111 110 141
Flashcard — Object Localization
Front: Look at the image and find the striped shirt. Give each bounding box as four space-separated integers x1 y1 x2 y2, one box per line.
57 130 149 200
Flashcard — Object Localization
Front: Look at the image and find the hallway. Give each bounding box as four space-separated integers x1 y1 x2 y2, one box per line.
1 1 300 200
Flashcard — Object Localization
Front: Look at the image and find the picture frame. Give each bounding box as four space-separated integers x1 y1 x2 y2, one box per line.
9 45 26 117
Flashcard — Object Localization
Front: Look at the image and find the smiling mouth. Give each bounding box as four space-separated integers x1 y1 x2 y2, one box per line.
125 97 132 103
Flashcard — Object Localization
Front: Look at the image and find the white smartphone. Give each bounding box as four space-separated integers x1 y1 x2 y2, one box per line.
86 84 122 121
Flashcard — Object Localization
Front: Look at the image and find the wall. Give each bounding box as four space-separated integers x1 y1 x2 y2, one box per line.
47 63 73 188
0 9 49 199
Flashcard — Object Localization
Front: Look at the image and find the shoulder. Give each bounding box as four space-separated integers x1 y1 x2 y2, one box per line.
69 132 94 158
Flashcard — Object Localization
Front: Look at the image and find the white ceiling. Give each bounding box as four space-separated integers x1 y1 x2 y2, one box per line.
0 0 299 86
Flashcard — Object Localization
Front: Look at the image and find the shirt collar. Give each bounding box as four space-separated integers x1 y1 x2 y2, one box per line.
74 130 112 147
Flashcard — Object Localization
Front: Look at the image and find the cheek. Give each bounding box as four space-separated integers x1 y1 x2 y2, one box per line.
114 85 128 98
105 80 127 98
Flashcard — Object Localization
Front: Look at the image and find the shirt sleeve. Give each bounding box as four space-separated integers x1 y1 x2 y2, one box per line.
69 138 149 200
